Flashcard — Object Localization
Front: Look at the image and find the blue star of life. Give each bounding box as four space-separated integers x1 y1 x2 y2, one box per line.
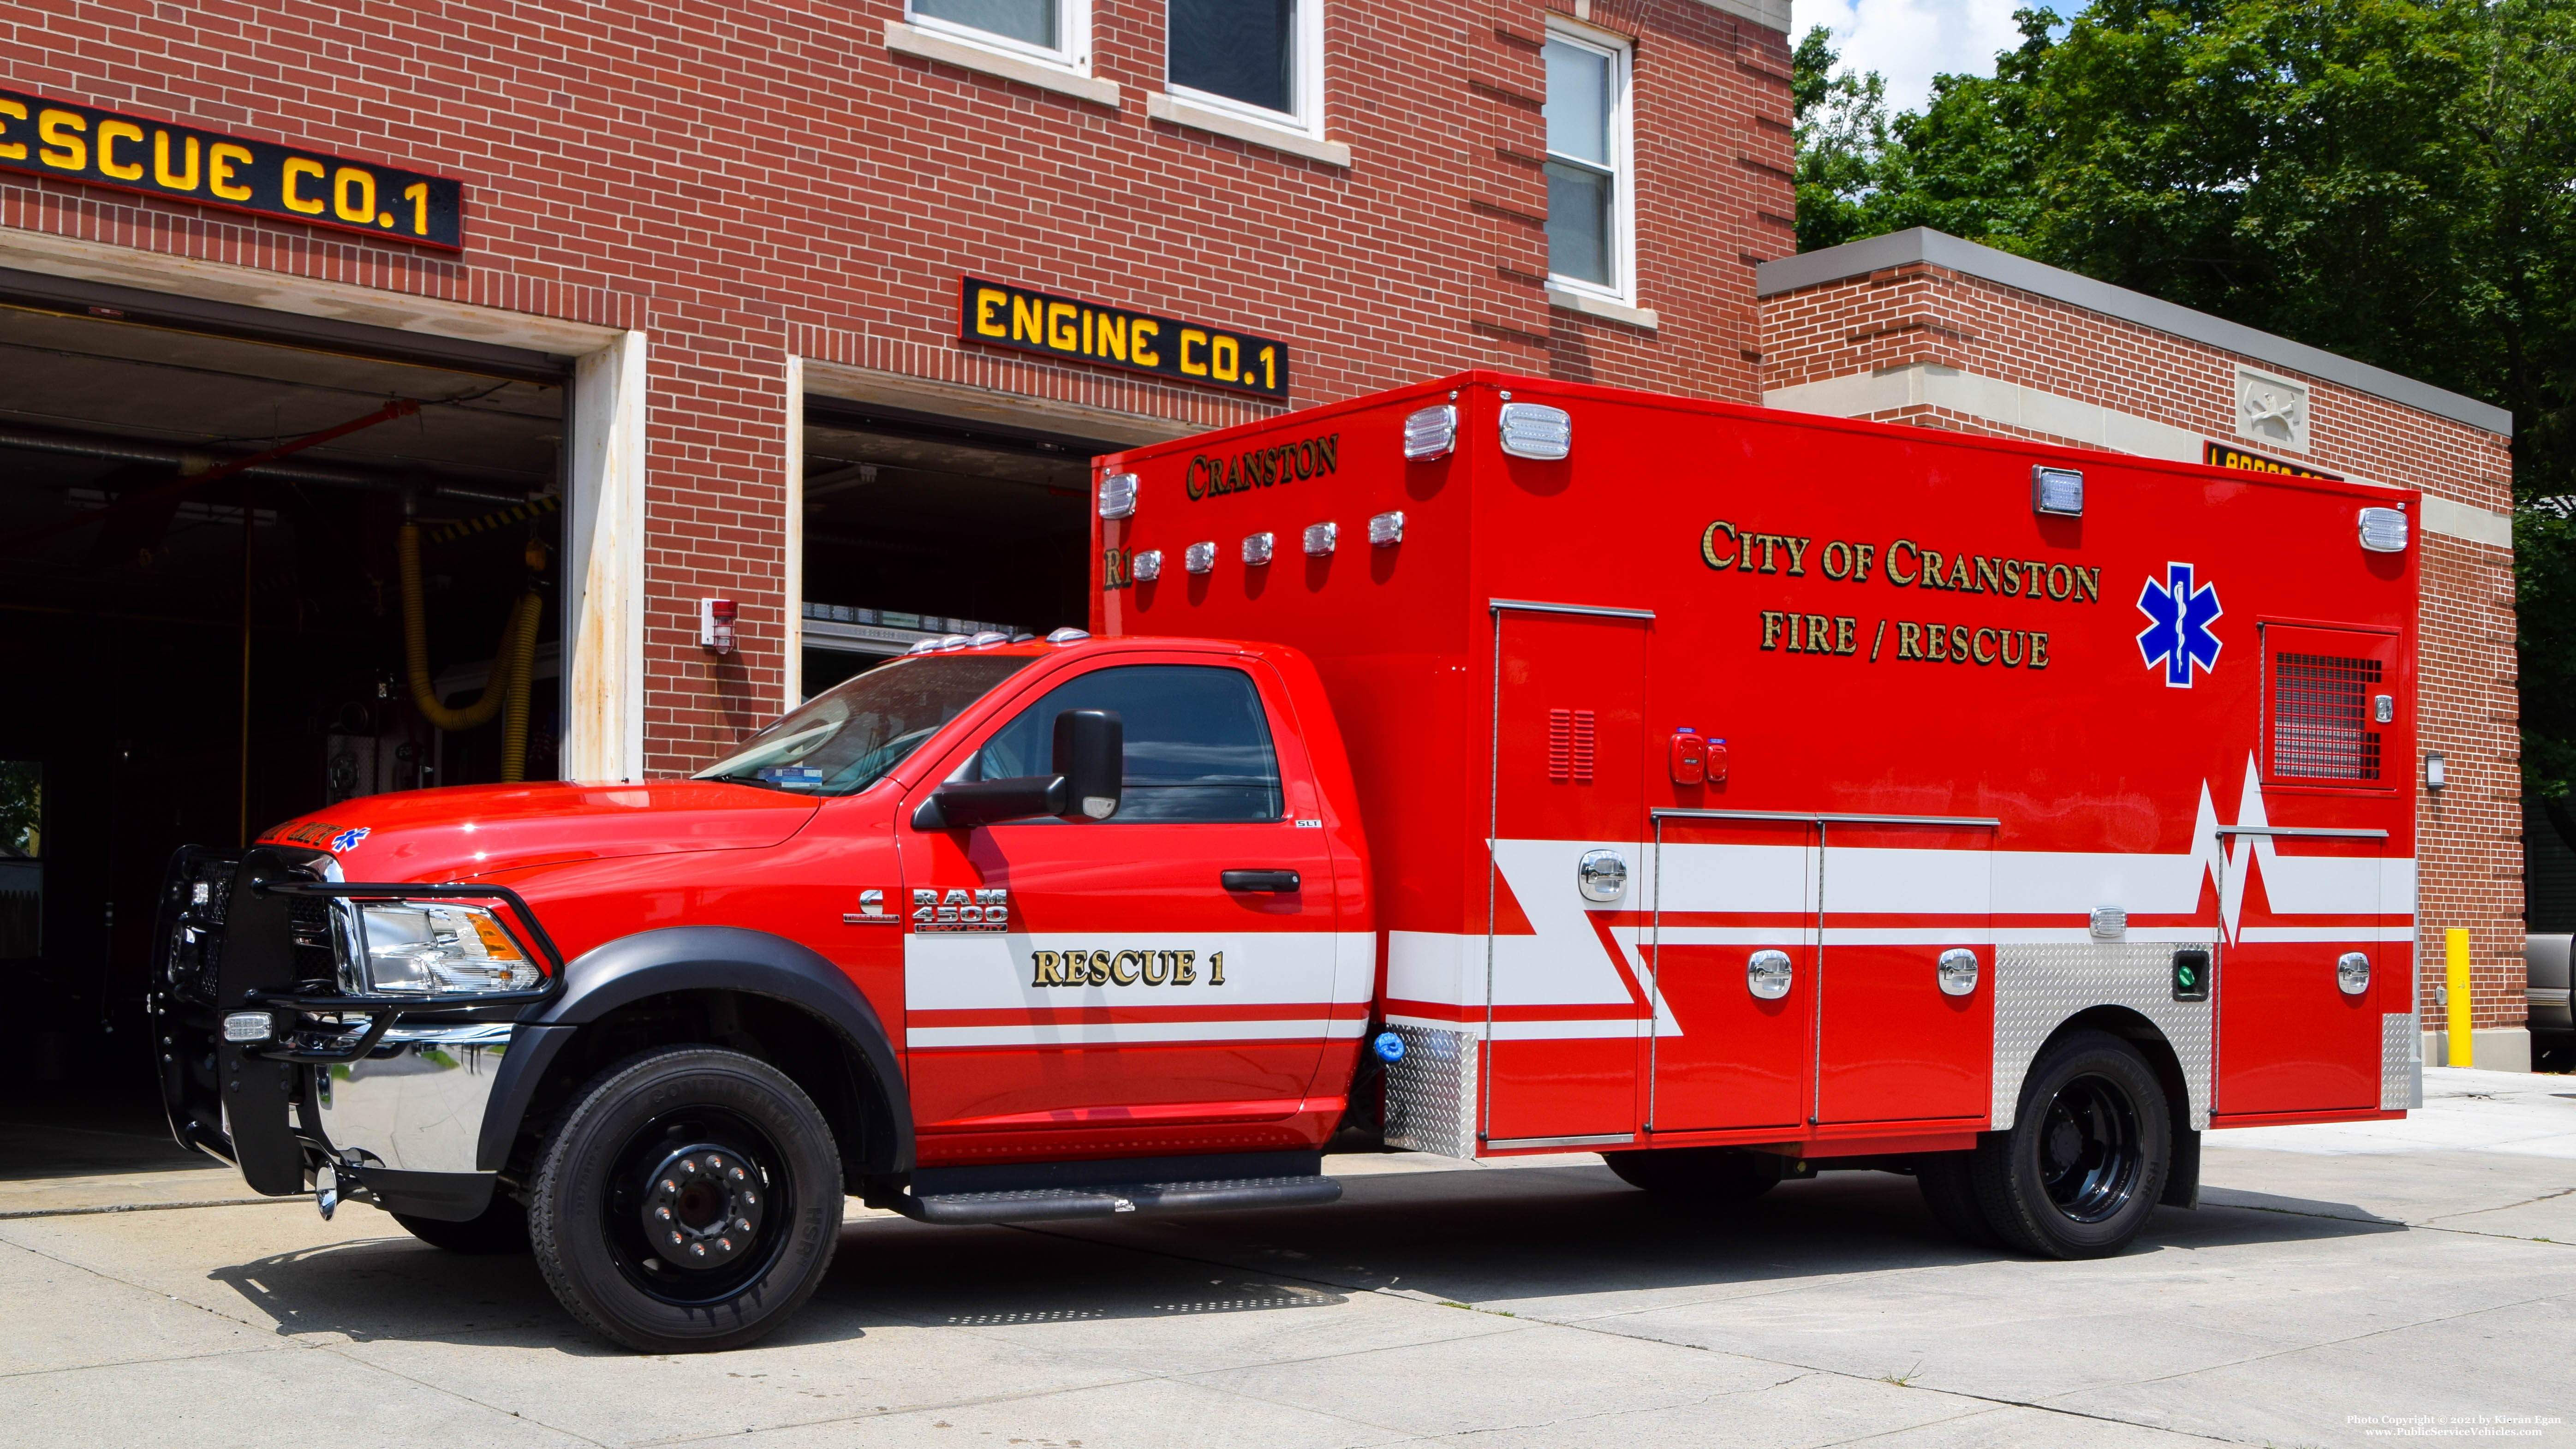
2135 563 2222 687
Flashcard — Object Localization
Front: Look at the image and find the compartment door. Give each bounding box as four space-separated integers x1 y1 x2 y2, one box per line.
1817 821 1993 1125
1482 608 1649 1144
1645 815 1816 1133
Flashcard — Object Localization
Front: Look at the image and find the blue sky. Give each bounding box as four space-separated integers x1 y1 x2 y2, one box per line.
1797 0 2025 115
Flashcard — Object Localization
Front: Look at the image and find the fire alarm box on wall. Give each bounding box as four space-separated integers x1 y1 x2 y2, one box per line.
700 598 738 656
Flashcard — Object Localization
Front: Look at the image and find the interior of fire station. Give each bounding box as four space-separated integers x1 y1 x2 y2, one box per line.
794 392 1114 698
0 267 572 1107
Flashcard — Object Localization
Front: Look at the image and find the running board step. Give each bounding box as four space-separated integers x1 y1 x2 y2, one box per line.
892 1174 1342 1225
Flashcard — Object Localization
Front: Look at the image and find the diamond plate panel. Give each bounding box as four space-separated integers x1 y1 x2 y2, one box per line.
2381 1011 2420 1111
1383 1024 1479 1159
1993 942 2213 1132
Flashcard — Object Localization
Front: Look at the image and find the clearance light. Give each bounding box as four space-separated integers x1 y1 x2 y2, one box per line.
1097 472 1138 519
937 634 969 651
2089 906 2127 940
1242 532 1275 566
1046 627 1090 644
1303 522 1337 557
1497 402 1571 460
222 1011 272 1043
1131 549 1163 582
1368 510 1405 546
2033 466 2084 517
1184 541 1216 574
970 631 1009 647
2358 507 2409 553
1403 405 1458 461
905 639 938 655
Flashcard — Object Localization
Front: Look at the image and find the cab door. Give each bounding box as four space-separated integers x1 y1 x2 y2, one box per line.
897 656 1344 1140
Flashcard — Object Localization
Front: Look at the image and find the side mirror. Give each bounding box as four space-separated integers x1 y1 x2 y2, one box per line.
1053 709 1122 820
911 709 1122 829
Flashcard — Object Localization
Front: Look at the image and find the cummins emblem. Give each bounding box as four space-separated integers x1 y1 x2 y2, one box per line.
914 887 1008 932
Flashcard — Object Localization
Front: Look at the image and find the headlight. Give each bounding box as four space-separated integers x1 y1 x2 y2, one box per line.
334 899 542 995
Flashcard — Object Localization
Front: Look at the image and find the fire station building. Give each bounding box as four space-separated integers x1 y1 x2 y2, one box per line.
0 0 2529 1082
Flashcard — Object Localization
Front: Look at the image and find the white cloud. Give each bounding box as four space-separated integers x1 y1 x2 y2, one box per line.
1795 0 2026 117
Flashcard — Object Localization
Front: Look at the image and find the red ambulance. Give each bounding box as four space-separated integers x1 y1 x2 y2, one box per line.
155 372 2420 1353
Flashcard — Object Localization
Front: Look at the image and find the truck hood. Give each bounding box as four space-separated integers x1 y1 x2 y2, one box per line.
256 781 823 883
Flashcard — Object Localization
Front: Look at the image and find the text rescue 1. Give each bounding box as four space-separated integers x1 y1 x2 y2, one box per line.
1702 520 2103 669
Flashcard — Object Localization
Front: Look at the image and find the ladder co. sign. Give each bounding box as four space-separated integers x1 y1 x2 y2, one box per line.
0 88 464 251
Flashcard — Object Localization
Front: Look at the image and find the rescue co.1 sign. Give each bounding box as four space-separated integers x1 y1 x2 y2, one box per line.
960 276 1290 400
0 87 463 250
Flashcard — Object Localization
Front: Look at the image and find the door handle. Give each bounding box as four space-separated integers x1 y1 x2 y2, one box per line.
1222 869 1300 892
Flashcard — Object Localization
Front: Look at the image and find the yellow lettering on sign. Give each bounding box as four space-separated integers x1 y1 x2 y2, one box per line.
0 99 26 161
1130 319 1160 366
1012 293 1044 344
1046 301 1078 351
332 165 375 224
1096 312 1126 361
154 131 199 189
1179 327 1209 376
37 109 87 171
402 180 429 234
973 288 1009 337
1211 334 1240 382
96 119 144 179
281 157 326 214
209 143 253 199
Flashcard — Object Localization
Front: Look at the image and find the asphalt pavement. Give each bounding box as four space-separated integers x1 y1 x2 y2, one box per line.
1 1067 2569 1448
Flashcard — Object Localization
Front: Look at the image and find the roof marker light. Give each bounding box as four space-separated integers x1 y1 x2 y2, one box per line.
1498 402 1571 460
2358 506 2409 553
937 633 970 651
1242 532 1275 566
1184 541 1216 574
1130 549 1163 582
2033 466 2084 517
1045 626 1090 644
1368 510 1406 547
905 639 939 655
1403 405 1458 461
1097 472 1138 519
969 631 1008 647
1303 521 1337 557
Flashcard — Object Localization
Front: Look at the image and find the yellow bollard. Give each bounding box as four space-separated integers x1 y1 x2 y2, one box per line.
2445 927 2473 1067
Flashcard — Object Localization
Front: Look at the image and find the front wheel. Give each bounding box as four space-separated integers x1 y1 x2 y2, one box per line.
529 1047 843 1353
1971 1029 2170 1259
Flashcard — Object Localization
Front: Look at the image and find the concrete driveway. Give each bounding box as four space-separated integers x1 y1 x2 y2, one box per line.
3 1067 2570 1448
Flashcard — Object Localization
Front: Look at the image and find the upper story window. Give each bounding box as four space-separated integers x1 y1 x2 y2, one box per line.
1542 25 1633 301
910 0 1090 71
1168 0 1321 136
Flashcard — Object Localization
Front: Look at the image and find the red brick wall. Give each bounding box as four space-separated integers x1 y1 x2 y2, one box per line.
2 0 1791 774
1761 262 2525 1033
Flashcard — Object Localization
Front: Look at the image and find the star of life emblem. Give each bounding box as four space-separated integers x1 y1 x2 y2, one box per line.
327 826 370 853
2135 562 2222 687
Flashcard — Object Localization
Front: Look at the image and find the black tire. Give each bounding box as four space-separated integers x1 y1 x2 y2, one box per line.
1602 1146 1780 1203
392 1198 530 1254
529 1047 843 1353
1971 1029 2169 1259
1912 1152 1999 1249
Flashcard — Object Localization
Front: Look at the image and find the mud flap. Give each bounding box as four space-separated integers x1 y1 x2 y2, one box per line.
2159 1126 2200 1209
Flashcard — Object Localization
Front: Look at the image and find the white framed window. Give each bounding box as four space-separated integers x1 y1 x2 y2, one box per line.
1164 0 1324 140
907 0 1092 75
1542 24 1634 304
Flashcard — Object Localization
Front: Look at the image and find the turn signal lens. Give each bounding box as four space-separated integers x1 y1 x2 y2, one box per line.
1497 402 1571 460
1097 472 1138 519
2033 466 2084 516
1402 405 1457 461
2358 507 2409 553
222 1011 272 1043
1183 541 1216 575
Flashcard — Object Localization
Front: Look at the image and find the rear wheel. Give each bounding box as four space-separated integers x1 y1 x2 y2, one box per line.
1971 1029 2169 1259
392 1198 529 1254
1603 1146 1780 1203
530 1047 843 1353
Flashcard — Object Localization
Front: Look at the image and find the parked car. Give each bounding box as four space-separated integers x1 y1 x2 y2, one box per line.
2531 934 2572 1071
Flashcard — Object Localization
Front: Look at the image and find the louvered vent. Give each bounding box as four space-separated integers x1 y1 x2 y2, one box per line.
2273 652 2382 781
1546 708 1596 783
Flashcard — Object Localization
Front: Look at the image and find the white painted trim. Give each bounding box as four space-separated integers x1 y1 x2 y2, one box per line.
782 356 805 713
0 226 621 356
883 19 1120 107
903 0 1094 75
1145 92 1349 167
562 331 648 782
1764 363 2514 547
1545 289 1657 329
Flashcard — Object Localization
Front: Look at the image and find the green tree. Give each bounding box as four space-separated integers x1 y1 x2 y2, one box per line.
1795 1 2576 821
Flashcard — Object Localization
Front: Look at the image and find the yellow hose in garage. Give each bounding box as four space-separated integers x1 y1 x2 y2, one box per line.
399 522 544 782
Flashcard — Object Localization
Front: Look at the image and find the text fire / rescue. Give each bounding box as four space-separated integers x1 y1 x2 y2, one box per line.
1030 949 1226 988
1704 520 2094 670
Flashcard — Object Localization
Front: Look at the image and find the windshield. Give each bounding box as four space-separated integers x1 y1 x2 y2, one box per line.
694 653 1034 796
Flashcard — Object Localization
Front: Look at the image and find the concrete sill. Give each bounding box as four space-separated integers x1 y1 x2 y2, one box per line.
1145 92 1351 168
1546 289 1660 330
883 21 1121 108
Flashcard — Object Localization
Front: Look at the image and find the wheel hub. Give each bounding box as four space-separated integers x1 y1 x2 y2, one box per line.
638 1142 766 1271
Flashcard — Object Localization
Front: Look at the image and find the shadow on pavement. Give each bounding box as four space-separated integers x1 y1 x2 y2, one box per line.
0 1118 212 1181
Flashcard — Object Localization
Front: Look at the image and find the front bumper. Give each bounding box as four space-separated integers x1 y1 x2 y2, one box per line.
151 847 563 1218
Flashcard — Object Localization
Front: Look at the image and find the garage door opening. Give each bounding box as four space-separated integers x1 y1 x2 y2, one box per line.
0 270 570 1114
799 398 1113 698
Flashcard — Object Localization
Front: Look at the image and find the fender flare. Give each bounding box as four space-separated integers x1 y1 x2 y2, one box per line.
477 925 912 1175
